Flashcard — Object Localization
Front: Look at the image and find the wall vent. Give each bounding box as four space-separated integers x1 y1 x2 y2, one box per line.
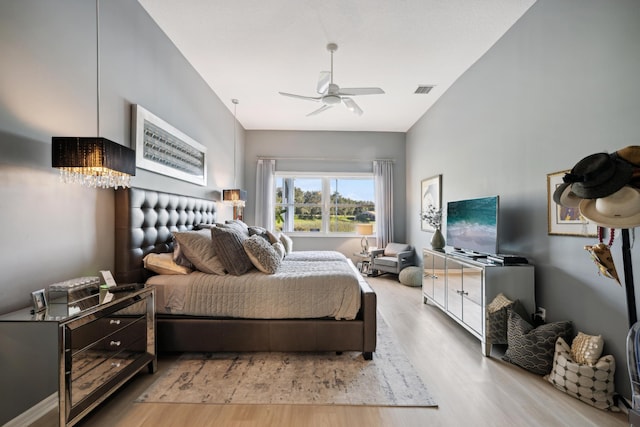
414 85 434 94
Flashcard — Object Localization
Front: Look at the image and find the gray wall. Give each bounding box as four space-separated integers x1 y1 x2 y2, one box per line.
406 0 640 398
0 0 243 422
0 2 241 329
245 130 406 257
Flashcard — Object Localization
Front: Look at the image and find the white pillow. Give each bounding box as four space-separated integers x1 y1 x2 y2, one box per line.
279 233 293 255
143 253 192 275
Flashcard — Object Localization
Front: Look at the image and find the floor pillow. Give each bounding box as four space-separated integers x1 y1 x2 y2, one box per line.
503 309 573 375
546 337 615 410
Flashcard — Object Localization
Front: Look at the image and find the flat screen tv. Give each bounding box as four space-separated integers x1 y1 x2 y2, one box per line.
446 195 499 256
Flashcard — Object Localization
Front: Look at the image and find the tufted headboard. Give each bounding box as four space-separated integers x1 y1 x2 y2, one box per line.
114 187 217 284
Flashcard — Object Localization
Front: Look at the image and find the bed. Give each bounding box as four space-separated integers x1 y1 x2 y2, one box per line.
114 187 377 359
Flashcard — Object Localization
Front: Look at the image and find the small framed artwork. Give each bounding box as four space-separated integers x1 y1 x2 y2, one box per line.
31 289 47 312
547 170 597 236
421 175 442 232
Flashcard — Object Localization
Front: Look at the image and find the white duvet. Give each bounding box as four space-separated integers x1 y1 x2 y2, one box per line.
147 252 362 320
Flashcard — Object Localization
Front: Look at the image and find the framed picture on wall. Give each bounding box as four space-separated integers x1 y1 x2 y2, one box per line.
421 175 442 232
547 170 597 236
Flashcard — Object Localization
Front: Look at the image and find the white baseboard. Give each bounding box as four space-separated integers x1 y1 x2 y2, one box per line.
4 393 57 427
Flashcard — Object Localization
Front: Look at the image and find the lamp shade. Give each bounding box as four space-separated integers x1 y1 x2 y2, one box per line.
356 223 374 235
223 189 247 202
52 137 136 188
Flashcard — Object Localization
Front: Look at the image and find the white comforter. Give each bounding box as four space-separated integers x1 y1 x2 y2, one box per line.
147 252 362 320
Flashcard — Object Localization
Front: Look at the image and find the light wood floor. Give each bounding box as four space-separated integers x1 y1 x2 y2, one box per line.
33 276 628 427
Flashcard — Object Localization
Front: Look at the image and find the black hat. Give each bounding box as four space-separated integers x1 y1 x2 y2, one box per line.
563 153 632 199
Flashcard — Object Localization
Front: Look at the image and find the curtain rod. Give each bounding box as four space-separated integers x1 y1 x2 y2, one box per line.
256 155 395 162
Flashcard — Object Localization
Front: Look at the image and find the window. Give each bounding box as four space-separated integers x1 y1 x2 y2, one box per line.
275 174 375 234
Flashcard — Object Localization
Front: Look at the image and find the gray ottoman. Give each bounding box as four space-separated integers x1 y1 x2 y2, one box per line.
399 266 422 287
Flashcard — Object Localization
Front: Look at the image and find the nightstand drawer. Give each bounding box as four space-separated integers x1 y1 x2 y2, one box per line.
70 316 146 379
70 315 143 351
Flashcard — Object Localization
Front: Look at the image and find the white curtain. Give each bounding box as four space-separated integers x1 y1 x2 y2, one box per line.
255 159 276 230
374 160 394 248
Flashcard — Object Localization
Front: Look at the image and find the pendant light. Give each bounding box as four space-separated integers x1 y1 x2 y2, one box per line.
223 99 247 220
51 0 135 189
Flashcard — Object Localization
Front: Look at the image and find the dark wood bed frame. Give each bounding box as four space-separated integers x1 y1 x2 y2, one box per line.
114 187 377 359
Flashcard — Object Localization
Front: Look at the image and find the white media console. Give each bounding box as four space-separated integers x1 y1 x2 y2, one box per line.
422 248 535 356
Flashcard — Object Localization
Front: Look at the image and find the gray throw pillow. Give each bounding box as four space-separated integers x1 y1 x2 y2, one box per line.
173 230 227 275
211 226 253 275
503 309 573 375
243 235 282 274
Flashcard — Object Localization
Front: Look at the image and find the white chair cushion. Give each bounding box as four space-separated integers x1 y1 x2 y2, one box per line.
384 243 411 257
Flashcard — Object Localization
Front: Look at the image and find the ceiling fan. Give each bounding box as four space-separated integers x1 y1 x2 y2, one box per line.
279 43 385 117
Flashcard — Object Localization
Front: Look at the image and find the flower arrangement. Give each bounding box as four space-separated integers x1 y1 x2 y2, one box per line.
421 204 442 230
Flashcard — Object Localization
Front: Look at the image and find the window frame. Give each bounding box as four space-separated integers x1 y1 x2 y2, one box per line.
274 171 376 237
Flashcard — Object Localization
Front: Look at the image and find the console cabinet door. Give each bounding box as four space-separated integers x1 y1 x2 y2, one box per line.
461 265 483 335
423 250 446 308
446 259 463 320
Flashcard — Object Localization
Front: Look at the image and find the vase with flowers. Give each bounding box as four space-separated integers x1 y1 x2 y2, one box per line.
421 205 445 250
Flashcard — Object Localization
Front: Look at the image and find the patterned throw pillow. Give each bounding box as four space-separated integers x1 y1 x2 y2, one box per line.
210 226 254 276
547 337 615 410
486 293 514 345
571 332 604 366
243 235 282 274
503 309 573 375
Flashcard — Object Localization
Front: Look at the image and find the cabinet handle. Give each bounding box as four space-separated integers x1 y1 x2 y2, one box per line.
110 340 121 347
456 290 469 296
109 319 121 325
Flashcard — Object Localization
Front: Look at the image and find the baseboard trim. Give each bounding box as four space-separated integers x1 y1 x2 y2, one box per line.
4 393 57 427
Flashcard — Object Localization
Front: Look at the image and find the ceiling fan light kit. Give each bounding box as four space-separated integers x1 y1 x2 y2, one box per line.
279 43 384 117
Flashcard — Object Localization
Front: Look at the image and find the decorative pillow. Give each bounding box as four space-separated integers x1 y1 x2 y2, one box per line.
172 229 211 268
503 309 573 375
143 252 192 275
224 219 249 235
243 235 282 274
173 231 227 275
272 241 286 260
194 223 216 230
248 226 270 241
571 332 604 366
383 243 411 257
210 226 254 275
546 337 615 410
279 233 293 254
265 230 280 244
486 293 515 345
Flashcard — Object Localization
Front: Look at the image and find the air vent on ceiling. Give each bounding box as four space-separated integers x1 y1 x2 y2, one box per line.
414 85 434 94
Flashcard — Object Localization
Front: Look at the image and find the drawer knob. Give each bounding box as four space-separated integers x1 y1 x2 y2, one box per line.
111 362 121 368
110 340 121 347
109 319 121 325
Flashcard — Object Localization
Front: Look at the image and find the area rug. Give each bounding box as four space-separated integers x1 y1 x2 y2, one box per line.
136 316 437 407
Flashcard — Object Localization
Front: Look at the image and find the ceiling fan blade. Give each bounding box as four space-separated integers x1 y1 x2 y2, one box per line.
306 104 332 117
342 97 363 116
338 87 385 96
279 92 321 102
317 71 330 94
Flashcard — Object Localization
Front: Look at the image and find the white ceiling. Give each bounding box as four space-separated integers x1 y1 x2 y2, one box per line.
137 0 536 132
